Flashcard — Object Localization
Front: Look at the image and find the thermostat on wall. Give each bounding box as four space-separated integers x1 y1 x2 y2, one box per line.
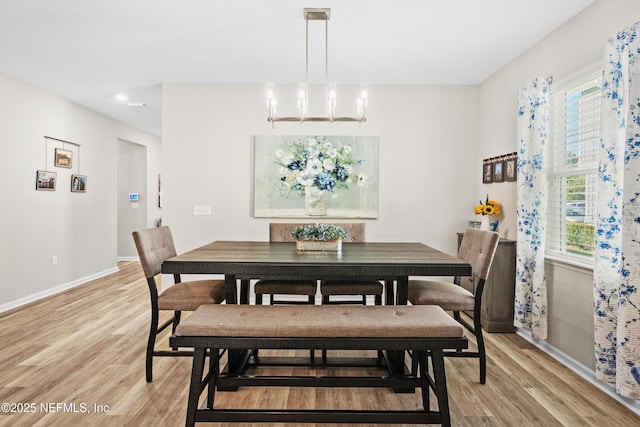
129 193 140 201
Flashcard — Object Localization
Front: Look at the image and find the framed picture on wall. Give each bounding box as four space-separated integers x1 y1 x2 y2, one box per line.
505 157 517 181
493 160 504 182
482 160 493 183
71 174 87 192
36 170 56 191
254 135 379 218
54 148 73 168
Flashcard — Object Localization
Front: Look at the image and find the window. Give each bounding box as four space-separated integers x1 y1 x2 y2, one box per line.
546 71 601 263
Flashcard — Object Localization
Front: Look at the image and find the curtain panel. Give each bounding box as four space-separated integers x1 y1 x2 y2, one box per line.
595 21 640 400
515 77 550 340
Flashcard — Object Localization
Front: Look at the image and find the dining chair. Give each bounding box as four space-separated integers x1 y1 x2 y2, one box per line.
408 227 499 384
253 223 319 360
319 223 383 305
318 223 383 362
132 226 226 382
253 223 319 305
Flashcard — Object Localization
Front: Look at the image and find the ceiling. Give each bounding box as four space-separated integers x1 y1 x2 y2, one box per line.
0 0 594 136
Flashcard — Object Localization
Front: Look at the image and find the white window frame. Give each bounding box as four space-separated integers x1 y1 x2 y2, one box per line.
546 67 602 268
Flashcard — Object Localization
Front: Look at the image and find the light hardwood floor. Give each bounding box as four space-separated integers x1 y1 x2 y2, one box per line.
0 261 637 426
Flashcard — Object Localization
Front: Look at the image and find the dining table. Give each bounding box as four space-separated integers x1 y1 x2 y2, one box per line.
161 240 472 386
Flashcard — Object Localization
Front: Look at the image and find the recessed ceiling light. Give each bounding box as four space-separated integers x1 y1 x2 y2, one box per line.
115 93 128 102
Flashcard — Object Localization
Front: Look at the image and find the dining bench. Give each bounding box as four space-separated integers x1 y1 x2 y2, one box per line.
170 304 467 426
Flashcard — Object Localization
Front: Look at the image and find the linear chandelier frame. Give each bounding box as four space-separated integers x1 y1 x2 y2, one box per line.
266 8 368 125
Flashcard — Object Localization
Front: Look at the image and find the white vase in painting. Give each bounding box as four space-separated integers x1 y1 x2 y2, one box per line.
304 187 328 216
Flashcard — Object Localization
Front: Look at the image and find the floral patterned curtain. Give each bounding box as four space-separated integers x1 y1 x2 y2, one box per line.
515 77 549 340
594 22 640 400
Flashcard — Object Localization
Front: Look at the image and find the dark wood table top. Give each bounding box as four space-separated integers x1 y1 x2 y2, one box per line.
161 241 471 280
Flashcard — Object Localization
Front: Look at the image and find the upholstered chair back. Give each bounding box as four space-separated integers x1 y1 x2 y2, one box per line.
132 226 178 279
457 228 500 289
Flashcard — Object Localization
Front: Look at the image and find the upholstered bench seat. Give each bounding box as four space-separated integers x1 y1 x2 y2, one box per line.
171 304 467 426
175 304 463 338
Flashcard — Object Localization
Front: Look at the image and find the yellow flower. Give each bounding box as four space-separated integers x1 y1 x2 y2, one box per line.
474 195 501 216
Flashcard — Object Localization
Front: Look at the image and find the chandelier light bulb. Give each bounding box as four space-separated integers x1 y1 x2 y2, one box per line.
297 83 308 120
327 82 337 120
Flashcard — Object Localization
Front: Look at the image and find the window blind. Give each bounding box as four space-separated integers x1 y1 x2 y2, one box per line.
546 73 601 261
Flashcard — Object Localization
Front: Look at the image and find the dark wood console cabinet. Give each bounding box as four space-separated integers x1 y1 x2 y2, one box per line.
457 232 516 333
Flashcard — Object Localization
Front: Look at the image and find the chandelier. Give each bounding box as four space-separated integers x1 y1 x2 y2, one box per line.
266 8 368 125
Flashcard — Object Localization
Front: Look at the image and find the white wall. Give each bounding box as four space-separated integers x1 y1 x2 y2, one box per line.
117 139 149 258
161 84 480 256
0 72 161 310
477 0 640 368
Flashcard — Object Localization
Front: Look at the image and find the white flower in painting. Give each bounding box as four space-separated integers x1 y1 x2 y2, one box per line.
322 141 333 151
277 150 294 165
356 174 368 186
342 145 352 155
307 138 318 149
343 164 353 174
322 158 336 171
307 158 323 174
297 169 315 187
326 147 338 158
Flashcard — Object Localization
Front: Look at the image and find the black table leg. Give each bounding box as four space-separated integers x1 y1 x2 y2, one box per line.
239 279 249 304
388 276 412 392
225 274 237 304
384 280 395 305
221 274 248 390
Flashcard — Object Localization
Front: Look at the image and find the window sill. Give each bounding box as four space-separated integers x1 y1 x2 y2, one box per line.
545 253 594 273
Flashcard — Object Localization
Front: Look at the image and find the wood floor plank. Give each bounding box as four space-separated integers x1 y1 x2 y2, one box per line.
0 261 637 426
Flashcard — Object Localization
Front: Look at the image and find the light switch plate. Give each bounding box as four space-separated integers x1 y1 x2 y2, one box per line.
193 205 212 216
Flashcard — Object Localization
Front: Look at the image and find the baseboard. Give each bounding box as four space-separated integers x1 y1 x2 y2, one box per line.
0 267 119 314
118 256 139 261
516 329 640 416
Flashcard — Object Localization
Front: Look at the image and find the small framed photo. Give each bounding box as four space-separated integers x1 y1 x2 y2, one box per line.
505 158 517 181
54 148 73 168
482 161 493 183
71 174 87 192
36 170 57 191
493 160 504 182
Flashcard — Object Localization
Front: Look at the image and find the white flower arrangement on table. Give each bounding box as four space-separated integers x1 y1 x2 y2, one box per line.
274 137 367 198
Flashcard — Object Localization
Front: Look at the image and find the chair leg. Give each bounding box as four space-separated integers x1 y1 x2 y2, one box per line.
255 293 263 305
452 311 464 353
474 309 487 384
171 311 182 351
146 308 159 382
374 294 382 305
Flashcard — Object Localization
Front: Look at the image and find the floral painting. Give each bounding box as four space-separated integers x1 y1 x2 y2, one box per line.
254 135 379 218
